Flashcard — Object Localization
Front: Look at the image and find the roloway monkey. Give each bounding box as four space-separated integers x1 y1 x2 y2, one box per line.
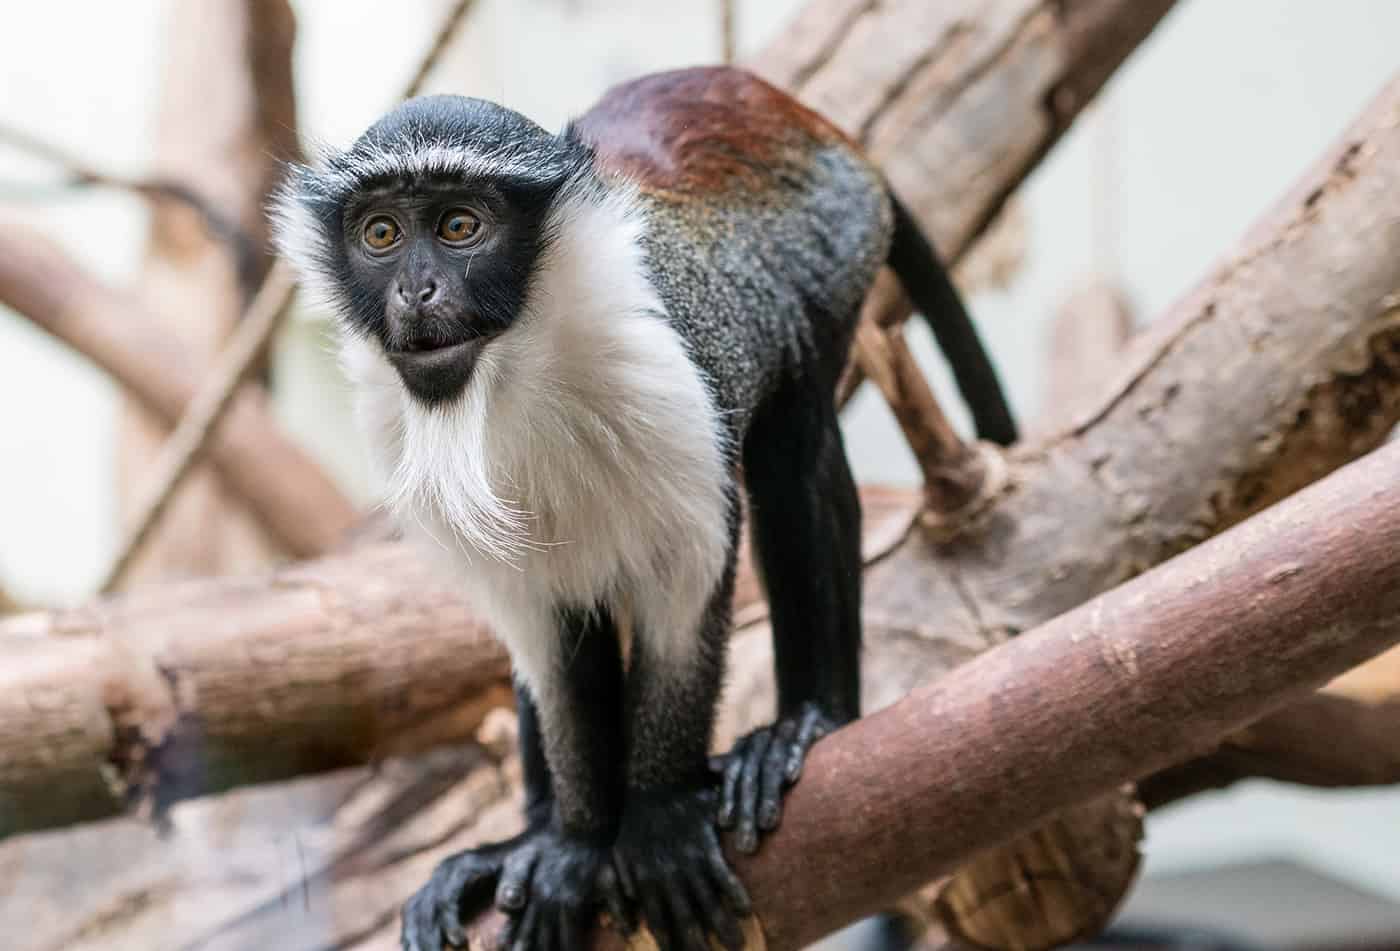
273 66 1017 951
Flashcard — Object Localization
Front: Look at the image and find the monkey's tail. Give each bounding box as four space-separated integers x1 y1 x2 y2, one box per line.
884 190 1018 446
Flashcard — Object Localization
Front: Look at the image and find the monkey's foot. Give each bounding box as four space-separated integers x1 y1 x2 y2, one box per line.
495 829 627 951
711 702 837 853
612 788 752 951
401 830 527 950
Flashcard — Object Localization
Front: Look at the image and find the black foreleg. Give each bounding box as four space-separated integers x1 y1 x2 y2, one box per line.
610 485 753 951
403 609 629 951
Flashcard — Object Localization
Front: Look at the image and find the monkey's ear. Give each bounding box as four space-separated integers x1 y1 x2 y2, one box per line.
268 162 348 311
494 163 577 214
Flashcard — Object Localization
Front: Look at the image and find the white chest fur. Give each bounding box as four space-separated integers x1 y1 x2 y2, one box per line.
340 188 730 693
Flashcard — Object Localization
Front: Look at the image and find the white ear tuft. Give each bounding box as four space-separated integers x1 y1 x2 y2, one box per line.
267 164 347 314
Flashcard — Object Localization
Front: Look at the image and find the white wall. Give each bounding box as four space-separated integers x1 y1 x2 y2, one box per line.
1 0 1397 908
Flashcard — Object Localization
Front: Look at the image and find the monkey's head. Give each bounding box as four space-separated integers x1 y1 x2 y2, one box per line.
273 95 586 404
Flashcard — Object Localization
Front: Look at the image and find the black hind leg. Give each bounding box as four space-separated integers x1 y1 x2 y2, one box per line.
715 372 862 853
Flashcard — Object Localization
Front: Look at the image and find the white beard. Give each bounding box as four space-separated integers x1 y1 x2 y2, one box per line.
339 184 730 696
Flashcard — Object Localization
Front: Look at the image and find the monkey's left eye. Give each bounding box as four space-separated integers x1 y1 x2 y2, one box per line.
362 215 401 252
437 208 482 245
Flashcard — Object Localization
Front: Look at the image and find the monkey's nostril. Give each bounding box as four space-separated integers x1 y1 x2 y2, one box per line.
394 280 439 305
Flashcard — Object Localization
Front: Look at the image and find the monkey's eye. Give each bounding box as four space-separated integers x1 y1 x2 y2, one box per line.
362 215 401 252
437 208 482 245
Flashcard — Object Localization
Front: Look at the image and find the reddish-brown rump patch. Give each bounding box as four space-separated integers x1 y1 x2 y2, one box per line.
570 66 850 195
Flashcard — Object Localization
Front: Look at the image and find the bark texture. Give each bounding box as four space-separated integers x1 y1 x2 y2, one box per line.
0 544 508 839
1035 278 1136 434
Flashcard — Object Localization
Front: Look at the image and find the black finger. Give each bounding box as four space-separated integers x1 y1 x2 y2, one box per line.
703 826 752 917
400 894 427 951
758 731 790 832
559 904 587 951
639 879 673 951
717 740 747 828
736 730 772 853
614 851 638 902
787 706 830 781
599 862 635 935
662 874 706 951
509 902 541 951
495 847 537 912
686 862 742 951
537 912 562 951
498 907 520 951
441 862 489 945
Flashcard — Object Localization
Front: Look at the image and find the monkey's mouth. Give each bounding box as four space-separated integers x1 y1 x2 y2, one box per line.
385 335 494 405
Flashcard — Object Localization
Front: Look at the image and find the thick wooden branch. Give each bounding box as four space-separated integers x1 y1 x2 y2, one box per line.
0 544 509 838
0 222 356 558
1141 646 1400 807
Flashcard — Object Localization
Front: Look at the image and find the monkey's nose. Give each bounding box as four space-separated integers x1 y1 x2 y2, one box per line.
397 279 438 305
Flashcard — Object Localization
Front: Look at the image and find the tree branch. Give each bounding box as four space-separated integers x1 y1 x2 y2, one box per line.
1141 646 1400 808
0 222 356 559
852 321 991 521
0 121 256 257
98 266 297 591
0 544 509 838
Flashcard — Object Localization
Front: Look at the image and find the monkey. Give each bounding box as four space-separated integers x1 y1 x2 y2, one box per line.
272 66 1016 951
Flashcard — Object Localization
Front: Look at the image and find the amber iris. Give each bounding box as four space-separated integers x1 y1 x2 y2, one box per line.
362 215 399 251
437 208 481 244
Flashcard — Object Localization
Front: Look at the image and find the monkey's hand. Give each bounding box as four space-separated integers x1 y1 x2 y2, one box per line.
711 702 836 854
401 829 529 950
612 787 752 951
494 828 628 951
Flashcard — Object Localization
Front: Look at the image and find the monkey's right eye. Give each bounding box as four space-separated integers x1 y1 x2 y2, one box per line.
362 216 401 252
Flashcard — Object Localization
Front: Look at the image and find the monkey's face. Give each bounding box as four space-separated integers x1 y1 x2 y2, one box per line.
272 93 582 407
338 179 554 405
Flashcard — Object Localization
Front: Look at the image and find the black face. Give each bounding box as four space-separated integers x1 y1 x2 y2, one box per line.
289 94 588 405
341 180 550 403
